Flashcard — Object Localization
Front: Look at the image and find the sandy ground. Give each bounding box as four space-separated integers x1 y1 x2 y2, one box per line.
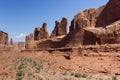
0 49 120 80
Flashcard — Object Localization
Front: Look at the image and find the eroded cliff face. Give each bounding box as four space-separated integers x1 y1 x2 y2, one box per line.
69 7 105 32
96 0 120 27
58 0 120 47
34 23 49 40
0 30 8 45
25 0 120 49
25 33 35 49
50 18 68 38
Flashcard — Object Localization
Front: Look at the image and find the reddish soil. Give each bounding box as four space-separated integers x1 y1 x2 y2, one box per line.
0 49 120 80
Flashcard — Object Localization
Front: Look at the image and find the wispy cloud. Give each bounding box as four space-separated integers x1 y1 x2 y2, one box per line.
15 33 26 38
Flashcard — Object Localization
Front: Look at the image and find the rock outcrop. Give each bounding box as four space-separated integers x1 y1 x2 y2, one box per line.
25 0 120 49
18 42 25 49
70 8 103 32
57 0 120 47
10 38 13 46
25 33 36 49
50 18 68 38
96 0 120 27
34 23 49 40
0 30 8 45
26 33 34 42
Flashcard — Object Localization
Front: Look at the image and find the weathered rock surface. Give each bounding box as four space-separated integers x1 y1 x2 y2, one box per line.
70 8 101 32
50 18 68 38
10 38 13 46
18 42 25 49
34 23 49 40
57 0 120 47
96 0 120 27
0 30 8 45
25 33 36 49
25 0 120 49
26 33 34 42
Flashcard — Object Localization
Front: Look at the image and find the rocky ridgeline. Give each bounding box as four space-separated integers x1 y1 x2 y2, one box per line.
25 18 68 49
0 30 8 47
25 0 120 49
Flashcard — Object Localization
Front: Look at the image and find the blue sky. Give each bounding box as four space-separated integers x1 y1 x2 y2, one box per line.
0 0 108 42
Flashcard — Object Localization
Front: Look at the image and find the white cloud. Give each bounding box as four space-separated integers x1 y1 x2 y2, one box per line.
15 33 26 38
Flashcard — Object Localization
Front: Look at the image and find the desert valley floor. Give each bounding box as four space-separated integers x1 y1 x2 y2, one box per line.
0 45 120 80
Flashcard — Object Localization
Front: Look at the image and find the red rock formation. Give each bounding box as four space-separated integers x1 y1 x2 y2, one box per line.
26 0 120 49
0 30 8 45
26 33 34 41
25 33 35 49
18 42 25 49
70 8 98 32
96 0 120 27
59 7 104 47
50 18 68 38
10 38 13 46
57 0 120 47
34 23 49 40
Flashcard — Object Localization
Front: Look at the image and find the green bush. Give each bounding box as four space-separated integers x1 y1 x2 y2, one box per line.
74 73 82 78
82 74 88 78
74 73 87 78
112 76 118 80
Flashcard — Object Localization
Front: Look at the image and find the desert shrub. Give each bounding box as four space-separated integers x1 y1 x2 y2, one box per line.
64 78 69 80
112 76 118 80
70 72 74 76
99 78 103 80
53 72 56 75
62 71 68 75
35 62 43 71
74 73 82 78
14 57 43 80
74 73 88 78
16 70 24 80
82 73 88 78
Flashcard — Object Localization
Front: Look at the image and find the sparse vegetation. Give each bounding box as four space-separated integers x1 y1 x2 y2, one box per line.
112 76 118 80
62 71 68 75
53 72 56 75
14 57 43 80
74 73 88 78
63 78 71 80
